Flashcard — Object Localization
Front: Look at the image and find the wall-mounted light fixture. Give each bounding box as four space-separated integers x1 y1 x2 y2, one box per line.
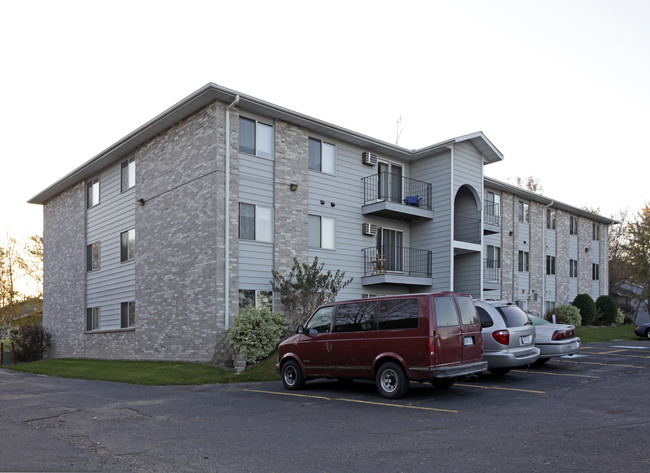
508 231 514 236
137 198 145 206
289 183 298 192
330 202 335 207
585 247 590 253
320 200 325 205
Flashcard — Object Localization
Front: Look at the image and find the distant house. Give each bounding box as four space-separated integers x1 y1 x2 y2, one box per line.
612 282 649 324
28 83 615 364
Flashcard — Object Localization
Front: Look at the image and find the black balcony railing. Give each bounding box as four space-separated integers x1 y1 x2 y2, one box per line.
454 214 481 244
484 259 501 283
362 172 432 210
484 202 501 226
362 246 432 278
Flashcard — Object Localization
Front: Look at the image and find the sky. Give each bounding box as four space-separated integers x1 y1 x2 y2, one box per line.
2 0 649 242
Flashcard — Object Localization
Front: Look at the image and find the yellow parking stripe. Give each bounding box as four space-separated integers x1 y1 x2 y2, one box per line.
512 370 599 379
455 383 545 395
559 360 644 369
243 389 458 413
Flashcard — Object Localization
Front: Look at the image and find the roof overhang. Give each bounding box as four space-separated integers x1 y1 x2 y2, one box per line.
29 83 502 204
484 176 617 225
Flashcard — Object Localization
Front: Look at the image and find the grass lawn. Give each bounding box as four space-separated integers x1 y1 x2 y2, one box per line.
576 324 641 343
2 351 281 385
2 325 645 385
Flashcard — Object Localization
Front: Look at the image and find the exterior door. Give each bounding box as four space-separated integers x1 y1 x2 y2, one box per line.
299 306 333 377
377 228 403 272
378 162 403 203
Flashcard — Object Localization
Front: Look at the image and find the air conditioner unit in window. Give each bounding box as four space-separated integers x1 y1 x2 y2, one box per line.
362 222 378 236
362 152 378 166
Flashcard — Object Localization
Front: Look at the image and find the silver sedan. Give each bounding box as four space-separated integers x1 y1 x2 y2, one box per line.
528 315 581 365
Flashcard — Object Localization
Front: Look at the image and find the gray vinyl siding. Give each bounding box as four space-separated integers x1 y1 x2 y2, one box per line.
411 151 452 292
86 161 136 330
453 142 483 195
238 153 274 290
454 252 481 298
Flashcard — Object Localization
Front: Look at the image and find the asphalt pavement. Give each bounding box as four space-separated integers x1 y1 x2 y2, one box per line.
1 340 649 472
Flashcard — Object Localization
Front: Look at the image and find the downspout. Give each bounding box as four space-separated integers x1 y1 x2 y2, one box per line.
225 94 240 330
542 200 554 315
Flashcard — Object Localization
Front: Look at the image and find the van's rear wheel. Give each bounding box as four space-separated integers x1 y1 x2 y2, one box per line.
281 360 305 390
431 377 456 389
376 362 408 399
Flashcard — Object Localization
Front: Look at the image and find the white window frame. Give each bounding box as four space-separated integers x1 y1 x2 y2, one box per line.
309 215 335 250
121 301 135 328
570 216 578 235
239 203 273 243
86 178 100 209
86 307 99 331
120 229 135 262
518 201 530 223
518 250 530 272
593 223 600 241
592 263 600 281
546 255 556 275
121 158 136 192
546 209 556 230
570 259 578 278
239 116 274 159
238 289 273 313
86 242 100 272
308 137 336 174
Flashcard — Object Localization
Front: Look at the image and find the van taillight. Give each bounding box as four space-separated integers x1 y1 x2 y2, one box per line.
428 337 435 356
492 330 510 345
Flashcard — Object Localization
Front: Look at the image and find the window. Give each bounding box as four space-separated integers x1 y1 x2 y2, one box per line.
86 242 99 272
433 296 459 327
546 255 556 275
457 296 479 325
378 228 403 272
334 302 376 332
120 229 135 262
570 216 578 235
570 259 578 278
308 215 335 249
486 192 501 216
378 299 419 330
486 245 501 269
121 301 135 328
86 307 99 331
305 306 333 334
239 203 272 242
308 138 336 174
545 301 555 314
238 289 273 313
516 300 528 312
239 117 273 158
86 178 99 208
518 251 529 272
518 201 529 223
546 209 556 230
593 223 600 240
592 263 600 281
121 158 135 192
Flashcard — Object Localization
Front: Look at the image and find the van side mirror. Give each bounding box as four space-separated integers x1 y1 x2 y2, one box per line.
297 326 305 334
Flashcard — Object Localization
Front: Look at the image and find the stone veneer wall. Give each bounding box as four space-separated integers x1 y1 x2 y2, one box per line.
42 182 86 358
500 192 516 302
528 201 544 316
555 210 571 305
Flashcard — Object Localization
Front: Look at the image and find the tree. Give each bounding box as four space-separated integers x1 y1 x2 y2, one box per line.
608 209 631 295
624 203 650 320
514 176 543 193
271 257 353 328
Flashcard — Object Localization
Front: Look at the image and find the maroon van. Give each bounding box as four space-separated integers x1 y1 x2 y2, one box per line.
276 292 487 398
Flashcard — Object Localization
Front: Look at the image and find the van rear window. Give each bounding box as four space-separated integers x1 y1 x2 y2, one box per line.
434 297 459 327
456 296 479 325
496 305 533 327
334 302 377 332
378 299 419 330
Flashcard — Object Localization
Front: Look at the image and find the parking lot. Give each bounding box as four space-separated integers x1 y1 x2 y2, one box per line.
1 340 649 472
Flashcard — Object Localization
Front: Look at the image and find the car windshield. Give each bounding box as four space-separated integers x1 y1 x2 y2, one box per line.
529 315 551 326
496 305 533 327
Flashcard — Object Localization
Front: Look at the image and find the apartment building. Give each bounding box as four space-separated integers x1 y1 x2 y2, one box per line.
29 83 614 363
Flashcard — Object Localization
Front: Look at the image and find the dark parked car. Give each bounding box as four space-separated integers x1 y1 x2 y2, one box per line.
277 292 487 399
634 322 650 339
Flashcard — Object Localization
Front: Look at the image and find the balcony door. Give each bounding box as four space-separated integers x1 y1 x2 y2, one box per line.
377 228 403 272
378 162 403 204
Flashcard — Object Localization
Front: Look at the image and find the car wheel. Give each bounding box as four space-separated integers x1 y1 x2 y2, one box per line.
376 362 408 399
281 360 305 390
488 368 511 376
646 329 650 340
531 357 550 366
431 377 456 389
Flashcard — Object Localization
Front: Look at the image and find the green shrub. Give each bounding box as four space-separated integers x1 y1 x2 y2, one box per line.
552 304 582 327
614 308 626 326
11 324 52 362
226 307 287 363
596 295 619 325
572 294 596 325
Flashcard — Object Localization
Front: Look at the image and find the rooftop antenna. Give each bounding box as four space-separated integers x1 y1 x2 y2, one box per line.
396 115 403 145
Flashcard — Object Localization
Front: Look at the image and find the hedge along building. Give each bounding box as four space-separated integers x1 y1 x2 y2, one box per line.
29 83 615 364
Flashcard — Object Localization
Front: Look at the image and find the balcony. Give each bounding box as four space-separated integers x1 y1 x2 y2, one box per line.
484 259 501 284
362 173 433 221
361 246 432 286
454 214 481 244
484 202 501 234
